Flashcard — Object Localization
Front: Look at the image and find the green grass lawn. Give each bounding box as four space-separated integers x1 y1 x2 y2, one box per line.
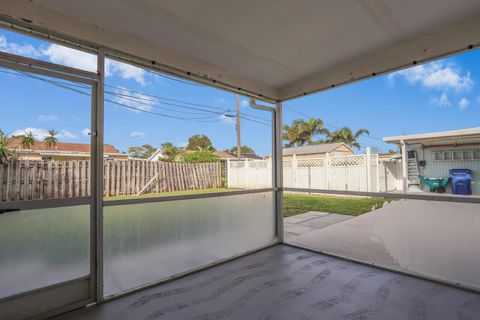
283 193 391 217
105 189 390 218
105 188 232 200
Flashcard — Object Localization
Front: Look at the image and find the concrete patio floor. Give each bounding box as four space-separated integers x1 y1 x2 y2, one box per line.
286 199 480 291
53 245 480 320
284 211 352 241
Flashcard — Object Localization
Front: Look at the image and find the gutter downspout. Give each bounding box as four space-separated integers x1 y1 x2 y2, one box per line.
250 99 284 243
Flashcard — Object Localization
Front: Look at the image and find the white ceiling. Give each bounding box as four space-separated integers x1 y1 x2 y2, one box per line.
1 0 480 101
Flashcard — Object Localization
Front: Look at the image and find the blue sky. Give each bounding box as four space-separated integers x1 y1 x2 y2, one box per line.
1 28 479 156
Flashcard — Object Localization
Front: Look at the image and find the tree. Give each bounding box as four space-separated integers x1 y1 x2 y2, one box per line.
44 129 58 149
20 131 36 149
127 144 157 159
160 142 181 162
282 118 328 147
324 127 369 150
227 145 255 155
141 144 157 159
179 149 219 163
186 134 215 151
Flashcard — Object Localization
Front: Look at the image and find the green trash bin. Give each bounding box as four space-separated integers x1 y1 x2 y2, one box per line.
418 176 450 193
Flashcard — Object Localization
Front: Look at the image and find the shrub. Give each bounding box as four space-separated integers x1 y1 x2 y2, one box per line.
179 150 219 163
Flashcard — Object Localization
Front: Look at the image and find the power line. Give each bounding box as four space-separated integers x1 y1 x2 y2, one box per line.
104 84 225 111
0 68 269 126
1 68 224 122
145 69 204 87
104 85 271 122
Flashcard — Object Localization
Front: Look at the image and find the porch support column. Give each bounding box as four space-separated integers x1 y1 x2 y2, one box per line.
93 48 105 302
401 140 408 192
274 102 284 243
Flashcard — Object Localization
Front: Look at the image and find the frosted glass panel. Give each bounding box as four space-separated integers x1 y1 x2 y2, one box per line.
104 192 276 296
287 199 480 290
0 205 90 299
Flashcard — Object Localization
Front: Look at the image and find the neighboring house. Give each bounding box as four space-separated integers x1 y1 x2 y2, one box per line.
147 148 165 161
7 138 127 161
215 151 263 161
384 127 480 194
377 152 400 162
269 142 354 160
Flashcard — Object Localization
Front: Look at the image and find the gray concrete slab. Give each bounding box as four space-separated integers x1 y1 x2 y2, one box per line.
287 200 480 290
284 211 353 241
54 245 480 320
283 211 330 224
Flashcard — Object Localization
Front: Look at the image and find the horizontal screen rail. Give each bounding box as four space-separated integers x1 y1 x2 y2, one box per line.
103 188 277 207
0 51 98 81
283 187 480 204
0 197 91 211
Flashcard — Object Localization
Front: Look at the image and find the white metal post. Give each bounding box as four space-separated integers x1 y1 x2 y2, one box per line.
268 157 273 187
226 159 230 189
274 102 284 243
366 147 371 192
292 154 297 188
244 158 249 189
401 140 408 192
325 152 330 190
376 154 380 192
93 48 105 302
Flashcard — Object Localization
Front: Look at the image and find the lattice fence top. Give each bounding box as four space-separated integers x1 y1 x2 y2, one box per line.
297 158 325 167
283 160 292 167
229 161 245 168
329 155 365 167
248 160 269 168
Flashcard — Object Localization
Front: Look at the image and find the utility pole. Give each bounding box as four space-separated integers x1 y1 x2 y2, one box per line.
235 95 241 159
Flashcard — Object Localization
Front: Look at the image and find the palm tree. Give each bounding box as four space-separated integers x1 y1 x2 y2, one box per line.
20 131 36 149
324 127 369 150
44 130 58 149
160 142 181 162
282 118 328 147
0 129 16 165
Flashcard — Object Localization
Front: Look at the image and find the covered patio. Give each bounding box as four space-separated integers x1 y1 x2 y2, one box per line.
1 1 480 319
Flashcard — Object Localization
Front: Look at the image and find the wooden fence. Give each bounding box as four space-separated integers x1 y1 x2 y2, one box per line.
0 159 223 201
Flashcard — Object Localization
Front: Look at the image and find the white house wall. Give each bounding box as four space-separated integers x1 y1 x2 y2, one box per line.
407 141 480 194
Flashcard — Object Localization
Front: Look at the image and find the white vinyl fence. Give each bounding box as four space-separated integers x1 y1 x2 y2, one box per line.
227 150 400 192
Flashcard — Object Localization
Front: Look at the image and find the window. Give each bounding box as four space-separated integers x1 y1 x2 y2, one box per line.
433 150 480 161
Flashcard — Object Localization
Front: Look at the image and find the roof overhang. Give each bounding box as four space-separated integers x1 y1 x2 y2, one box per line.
383 127 480 144
1 1 480 102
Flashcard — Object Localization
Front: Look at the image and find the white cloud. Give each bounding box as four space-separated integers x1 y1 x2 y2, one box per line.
111 87 158 112
108 60 145 85
81 128 91 137
240 99 250 108
458 98 470 111
0 34 41 58
37 114 60 122
389 61 473 91
11 127 76 139
219 114 236 124
432 92 451 107
178 141 187 148
130 131 146 138
59 130 77 138
41 43 145 84
42 44 97 72
1 32 146 84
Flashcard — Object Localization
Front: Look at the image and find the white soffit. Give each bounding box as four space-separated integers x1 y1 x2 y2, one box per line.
1 0 480 102
384 127 480 144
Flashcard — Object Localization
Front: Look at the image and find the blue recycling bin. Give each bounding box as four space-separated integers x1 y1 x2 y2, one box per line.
449 169 472 195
